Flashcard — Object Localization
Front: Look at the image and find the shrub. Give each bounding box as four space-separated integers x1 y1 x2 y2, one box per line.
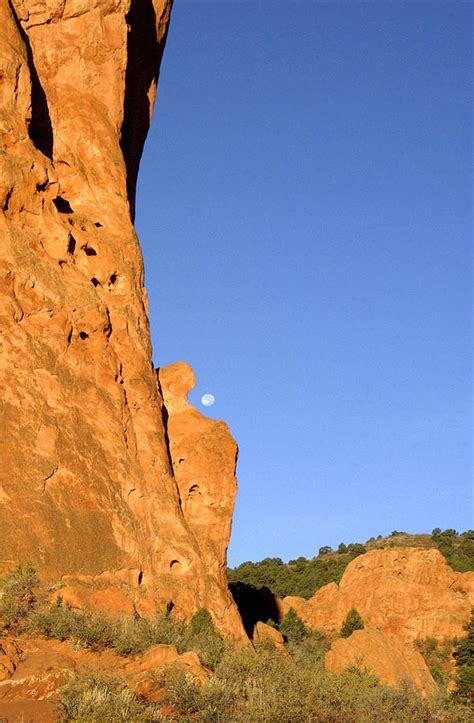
452 608 474 704
280 607 307 644
0 562 39 627
186 608 225 670
287 628 330 664
57 672 159 721
341 607 365 638
163 643 468 722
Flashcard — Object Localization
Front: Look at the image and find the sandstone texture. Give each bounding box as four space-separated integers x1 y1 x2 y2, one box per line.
279 548 474 642
325 628 438 697
0 0 245 640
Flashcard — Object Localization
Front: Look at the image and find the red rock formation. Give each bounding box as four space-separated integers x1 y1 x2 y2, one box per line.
325 628 437 696
0 0 245 640
279 548 474 642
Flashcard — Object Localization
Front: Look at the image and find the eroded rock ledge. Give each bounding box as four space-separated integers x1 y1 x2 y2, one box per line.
0 0 245 640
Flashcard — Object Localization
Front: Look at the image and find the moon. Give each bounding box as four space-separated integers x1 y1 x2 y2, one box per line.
201 393 215 407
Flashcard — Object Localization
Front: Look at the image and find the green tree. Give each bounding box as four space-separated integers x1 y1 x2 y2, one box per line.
337 543 348 554
340 608 364 638
318 546 333 557
280 607 307 643
451 608 474 704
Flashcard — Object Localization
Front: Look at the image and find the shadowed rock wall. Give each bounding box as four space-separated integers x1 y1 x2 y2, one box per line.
0 0 245 639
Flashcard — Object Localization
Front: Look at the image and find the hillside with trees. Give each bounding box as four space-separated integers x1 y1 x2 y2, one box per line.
228 530 474 600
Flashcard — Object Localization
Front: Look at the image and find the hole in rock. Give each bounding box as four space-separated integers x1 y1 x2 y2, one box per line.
52 196 73 214
58 260 66 267
109 273 118 285
36 180 48 192
178 457 185 464
67 328 73 344
169 560 181 572
138 571 144 586
91 277 101 287
67 234 76 254
79 331 89 340
188 484 201 499
166 601 175 615
94 222 103 228
81 244 97 256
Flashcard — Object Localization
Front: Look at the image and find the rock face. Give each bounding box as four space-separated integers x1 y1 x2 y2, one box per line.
0 0 245 640
280 548 474 642
325 628 437 697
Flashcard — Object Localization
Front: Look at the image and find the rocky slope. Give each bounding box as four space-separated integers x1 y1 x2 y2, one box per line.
0 0 244 639
279 547 474 693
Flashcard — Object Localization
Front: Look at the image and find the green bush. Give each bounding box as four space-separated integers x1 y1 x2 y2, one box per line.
0 562 39 627
57 672 159 721
452 608 474 704
280 607 307 644
341 607 365 638
185 608 225 670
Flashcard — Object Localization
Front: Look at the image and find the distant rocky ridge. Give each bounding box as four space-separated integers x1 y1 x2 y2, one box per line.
0 0 244 640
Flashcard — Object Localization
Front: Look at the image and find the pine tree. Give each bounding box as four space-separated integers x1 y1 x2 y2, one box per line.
340 608 364 638
280 607 307 643
452 608 474 704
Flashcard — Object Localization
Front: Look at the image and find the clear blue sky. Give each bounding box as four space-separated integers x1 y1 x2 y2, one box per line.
135 0 472 566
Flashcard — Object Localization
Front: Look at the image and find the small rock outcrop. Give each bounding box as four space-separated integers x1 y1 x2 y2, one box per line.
0 0 245 640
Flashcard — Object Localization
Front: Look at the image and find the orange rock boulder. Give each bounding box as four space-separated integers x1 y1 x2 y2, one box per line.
325 628 437 696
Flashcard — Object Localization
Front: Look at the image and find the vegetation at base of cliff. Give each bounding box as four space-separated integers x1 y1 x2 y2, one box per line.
57 672 159 722
56 645 473 722
415 637 457 691
228 530 474 601
0 564 224 670
341 607 365 638
28 599 224 669
452 608 474 705
0 562 39 626
159 644 472 722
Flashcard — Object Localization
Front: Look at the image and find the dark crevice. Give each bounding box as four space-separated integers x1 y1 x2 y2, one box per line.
67 234 76 254
138 571 144 586
156 369 178 482
8 0 53 159
53 196 73 214
79 331 89 340
91 277 101 287
3 188 13 212
36 179 49 192
120 0 171 220
109 273 117 285
94 222 103 228
81 244 97 256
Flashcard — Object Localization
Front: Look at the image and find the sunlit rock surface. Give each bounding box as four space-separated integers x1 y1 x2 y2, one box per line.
0 0 245 640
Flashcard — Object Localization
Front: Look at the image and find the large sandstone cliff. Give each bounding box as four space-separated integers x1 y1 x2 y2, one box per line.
0 0 245 639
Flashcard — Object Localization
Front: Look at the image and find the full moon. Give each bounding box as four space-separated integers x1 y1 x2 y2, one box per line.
201 393 215 407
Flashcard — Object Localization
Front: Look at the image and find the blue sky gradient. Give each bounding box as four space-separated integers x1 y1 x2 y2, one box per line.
135 0 472 565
